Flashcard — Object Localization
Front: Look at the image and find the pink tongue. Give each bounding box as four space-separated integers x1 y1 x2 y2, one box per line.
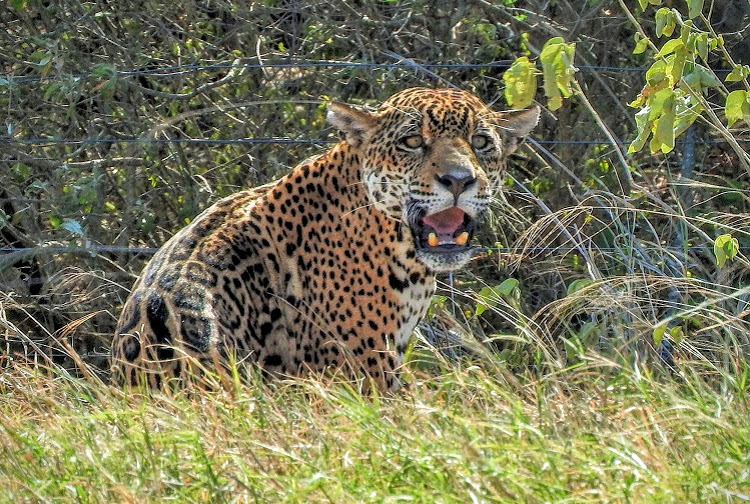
422 207 466 235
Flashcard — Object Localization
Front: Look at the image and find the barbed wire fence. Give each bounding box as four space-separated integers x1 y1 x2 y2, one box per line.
2 53 748 368
1 59 742 254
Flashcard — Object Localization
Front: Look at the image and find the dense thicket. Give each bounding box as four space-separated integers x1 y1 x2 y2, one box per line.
1 0 748 375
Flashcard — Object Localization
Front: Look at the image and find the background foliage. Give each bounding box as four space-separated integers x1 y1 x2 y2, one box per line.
1 0 749 380
3 1 750 501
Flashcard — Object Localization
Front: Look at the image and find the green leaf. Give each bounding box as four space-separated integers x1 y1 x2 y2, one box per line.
49 215 62 228
633 37 650 55
93 77 118 99
669 325 684 345
667 46 689 85
694 32 708 61
566 278 594 295
496 278 520 297
714 234 739 268
653 111 676 153
672 94 702 136
11 163 31 179
556 52 575 98
539 37 577 111
686 0 704 18
726 64 750 83
91 63 117 79
645 59 668 86
628 107 653 153
426 295 447 319
695 64 720 89
648 90 676 153
680 21 693 45
655 8 676 38
503 57 538 108
43 83 62 101
547 94 562 111
681 69 702 92
726 90 750 127
656 38 684 58
653 323 667 347
475 279 520 316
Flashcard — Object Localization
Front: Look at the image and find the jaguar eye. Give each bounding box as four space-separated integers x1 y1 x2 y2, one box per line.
400 135 424 150
471 134 492 151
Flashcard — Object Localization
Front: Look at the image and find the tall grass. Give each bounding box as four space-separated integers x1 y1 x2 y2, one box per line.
0 343 748 503
2 159 750 502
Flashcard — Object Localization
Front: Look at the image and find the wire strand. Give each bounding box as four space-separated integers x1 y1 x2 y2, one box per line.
2 59 690 85
2 136 747 146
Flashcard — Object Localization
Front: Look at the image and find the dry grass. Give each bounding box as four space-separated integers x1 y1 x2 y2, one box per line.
0 342 748 503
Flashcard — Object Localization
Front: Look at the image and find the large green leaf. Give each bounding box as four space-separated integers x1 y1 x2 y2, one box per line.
503 57 538 108
686 0 704 19
726 90 750 127
475 279 520 316
539 37 576 111
726 64 750 83
714 234 739 268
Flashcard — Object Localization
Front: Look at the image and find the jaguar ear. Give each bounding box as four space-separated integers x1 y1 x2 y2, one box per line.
327 102 378 148
497 104 540 155
502 105 541 139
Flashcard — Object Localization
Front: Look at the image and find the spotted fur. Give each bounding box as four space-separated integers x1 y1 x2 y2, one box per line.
111 87 539 390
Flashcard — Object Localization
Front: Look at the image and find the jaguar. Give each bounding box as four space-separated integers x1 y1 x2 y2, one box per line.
111 87 539 390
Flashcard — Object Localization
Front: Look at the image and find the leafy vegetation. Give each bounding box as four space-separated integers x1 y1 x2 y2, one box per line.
1 0 750 499
625 0 750 163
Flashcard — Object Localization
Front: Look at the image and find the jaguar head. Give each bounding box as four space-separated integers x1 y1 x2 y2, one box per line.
327 87 539 272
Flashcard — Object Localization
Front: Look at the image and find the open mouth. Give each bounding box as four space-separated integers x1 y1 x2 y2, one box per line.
412 206 476 252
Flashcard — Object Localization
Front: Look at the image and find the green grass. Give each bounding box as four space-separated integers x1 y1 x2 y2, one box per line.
0 354 748 503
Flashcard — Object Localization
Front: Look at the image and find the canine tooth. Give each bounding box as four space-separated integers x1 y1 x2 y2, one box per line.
455 231 470 246
428 232 440 247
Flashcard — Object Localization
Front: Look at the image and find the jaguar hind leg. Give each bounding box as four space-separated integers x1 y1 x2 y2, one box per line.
111 290 183 388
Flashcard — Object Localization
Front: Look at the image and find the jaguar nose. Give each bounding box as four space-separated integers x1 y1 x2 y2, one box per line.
435 172 477 199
